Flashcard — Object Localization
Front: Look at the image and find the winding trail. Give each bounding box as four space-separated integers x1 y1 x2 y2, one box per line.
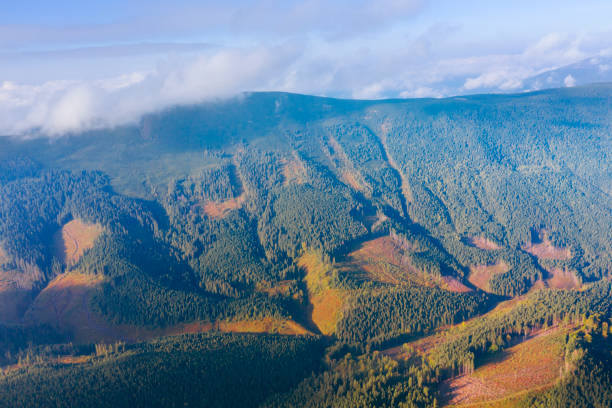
63 228 80 264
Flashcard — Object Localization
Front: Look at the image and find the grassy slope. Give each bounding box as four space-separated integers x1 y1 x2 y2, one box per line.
298 250 347 335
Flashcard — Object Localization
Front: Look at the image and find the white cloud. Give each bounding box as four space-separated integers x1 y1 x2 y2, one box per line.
464 70 524 91
2 24 612 137
564 74 576 87
0 44 303 136
459 31 608 93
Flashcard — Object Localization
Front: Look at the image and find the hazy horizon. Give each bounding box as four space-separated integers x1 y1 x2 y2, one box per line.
3 0 612 136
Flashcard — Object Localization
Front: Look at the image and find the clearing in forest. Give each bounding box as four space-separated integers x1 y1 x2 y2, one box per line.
467 236 501 251
468 262 509 292
217 318 311 335
544 268 581 290
202 159 248 218
324 135 370 194
341 235 471 292
281 155 307 185
298 250 347 335
53 219 104 265
440 325 569 407
341 170 367 192
202 193 246 218
522 234 571 260
344 236 427 286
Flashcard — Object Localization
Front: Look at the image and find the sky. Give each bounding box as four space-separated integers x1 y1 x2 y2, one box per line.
2 0 612 136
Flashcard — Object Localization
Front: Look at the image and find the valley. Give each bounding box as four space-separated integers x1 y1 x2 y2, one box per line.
0 86 611 406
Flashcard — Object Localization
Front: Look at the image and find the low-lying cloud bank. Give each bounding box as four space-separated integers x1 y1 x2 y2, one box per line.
2 32 612 137
0 44 304 136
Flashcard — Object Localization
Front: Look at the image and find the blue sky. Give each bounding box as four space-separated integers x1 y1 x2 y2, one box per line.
2 0 612 135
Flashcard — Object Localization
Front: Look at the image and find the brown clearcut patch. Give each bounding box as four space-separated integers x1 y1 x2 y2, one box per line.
468 262 509 292
439 325 569 406
529 279 548 293
468 236 501 250
218 318 310 335
323 135 370 194
545 268 580 290
201 193 246 218
344 236 430 286
341 170 366 192
522 237 571 260
161 318 310 337
281 157 307 185
58 355 94 365
53 219 104 265
344 236 470 292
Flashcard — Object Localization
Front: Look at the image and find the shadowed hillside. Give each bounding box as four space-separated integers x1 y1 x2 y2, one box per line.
1 85 612 407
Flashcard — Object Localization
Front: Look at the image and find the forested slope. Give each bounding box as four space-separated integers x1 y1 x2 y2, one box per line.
0 84 611 406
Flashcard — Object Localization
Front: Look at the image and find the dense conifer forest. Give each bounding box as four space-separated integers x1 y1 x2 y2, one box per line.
0 85 611 406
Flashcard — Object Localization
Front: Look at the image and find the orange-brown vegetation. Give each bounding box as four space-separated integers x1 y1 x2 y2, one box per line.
25 271 178 343
343 236 431 286
440 325 569 406
53 219 104 265
323 135 370 194
201 193 246 218
369 212 389 232
341 236 472 293
545 268 581 290
529 279 548 293
219 318 310 335
468 262 509 292
341 170 367 192
57 355 93 365
281 157 307 185
299 250 347 335
523 238 571 260
468 236 501 251
308 290 343 336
